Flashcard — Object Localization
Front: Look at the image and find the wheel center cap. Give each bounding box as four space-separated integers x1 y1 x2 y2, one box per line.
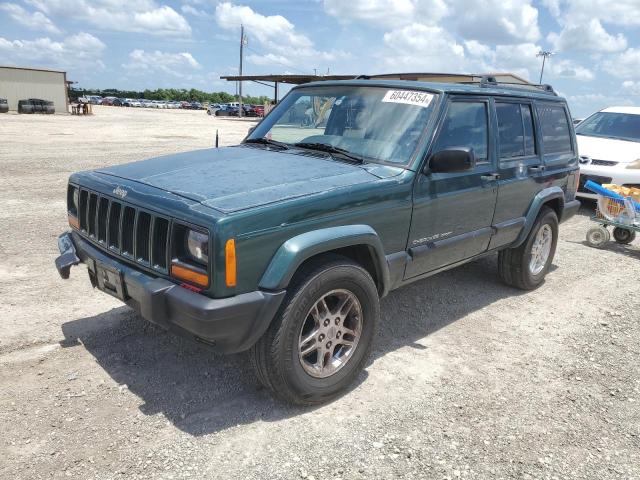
327 326 337 339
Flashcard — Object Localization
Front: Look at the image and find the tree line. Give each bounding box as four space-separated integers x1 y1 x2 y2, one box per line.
69 87 272 105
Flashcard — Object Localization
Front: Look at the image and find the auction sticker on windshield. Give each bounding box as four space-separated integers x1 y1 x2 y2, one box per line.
382 90 434 108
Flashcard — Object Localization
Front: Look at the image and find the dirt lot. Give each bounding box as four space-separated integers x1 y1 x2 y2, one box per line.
1 106 639 480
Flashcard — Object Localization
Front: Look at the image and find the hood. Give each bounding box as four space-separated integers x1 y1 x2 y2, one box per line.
576 134 640 163
97 146 402 213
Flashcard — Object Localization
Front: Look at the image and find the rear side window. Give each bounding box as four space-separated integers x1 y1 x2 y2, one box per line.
496 102 537 159
536 104 573 154
434 101 488 163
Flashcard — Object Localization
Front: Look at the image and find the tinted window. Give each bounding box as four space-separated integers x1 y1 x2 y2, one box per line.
496 103 525 158
536 104 573 154
575 112 640 143
496 102 536 159
522 105 536 155
434 102 488 163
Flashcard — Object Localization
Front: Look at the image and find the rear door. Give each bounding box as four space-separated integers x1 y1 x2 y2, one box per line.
489 99 544 248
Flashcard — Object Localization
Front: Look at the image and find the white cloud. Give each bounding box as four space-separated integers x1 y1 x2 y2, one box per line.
0 3 61 34
622 81 640 96
548 59 594 81
541 0 562 17
548 19 627 53
381 23 465 72
122 49 201 78
603 48 640 79
451 0 540 44
27 0 191 37
323 0 449 27
561 0 640 27
0 32 105 70
215 2 343 70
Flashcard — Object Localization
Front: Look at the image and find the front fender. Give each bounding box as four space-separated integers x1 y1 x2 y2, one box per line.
259 225 390 296
513 186 564 247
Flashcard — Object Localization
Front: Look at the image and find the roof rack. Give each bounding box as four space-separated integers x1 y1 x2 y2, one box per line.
458 76 558 96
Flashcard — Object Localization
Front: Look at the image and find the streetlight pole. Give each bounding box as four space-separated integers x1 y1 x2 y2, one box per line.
238 24 246 117
537 51 554 84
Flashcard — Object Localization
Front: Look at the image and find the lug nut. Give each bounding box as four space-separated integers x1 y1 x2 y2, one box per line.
336 332 341 338
335 318 340 325
323 319 330 326
319 334 325 341
326 341 332 348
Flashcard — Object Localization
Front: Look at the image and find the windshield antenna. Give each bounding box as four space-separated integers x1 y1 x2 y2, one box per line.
215 129 219 148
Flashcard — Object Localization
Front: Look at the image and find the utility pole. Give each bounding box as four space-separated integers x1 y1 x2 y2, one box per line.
238 24 246 117
537 51 554 84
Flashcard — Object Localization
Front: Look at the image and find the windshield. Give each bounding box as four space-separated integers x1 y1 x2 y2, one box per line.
247 86 438 165
575 111 640 143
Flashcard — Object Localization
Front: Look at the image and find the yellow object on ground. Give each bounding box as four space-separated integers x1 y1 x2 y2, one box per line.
603 184 640 203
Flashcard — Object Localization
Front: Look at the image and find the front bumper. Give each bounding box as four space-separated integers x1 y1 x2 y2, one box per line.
55 231 286 353
577 165 640 199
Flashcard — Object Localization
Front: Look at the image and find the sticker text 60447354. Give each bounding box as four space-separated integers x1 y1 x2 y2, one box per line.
381 90 434 108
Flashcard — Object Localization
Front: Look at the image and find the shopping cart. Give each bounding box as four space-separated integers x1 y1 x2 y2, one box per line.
584 180 640 248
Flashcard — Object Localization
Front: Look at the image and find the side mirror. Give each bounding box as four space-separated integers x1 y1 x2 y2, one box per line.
425 147 476 174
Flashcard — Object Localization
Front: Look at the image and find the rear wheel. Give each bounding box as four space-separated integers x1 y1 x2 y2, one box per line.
498 207 558 290
613 227 635 244
250 256 379 405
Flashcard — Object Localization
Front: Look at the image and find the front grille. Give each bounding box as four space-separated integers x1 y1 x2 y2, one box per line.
76 188 171 273
578 174 612 193
591 159 618 167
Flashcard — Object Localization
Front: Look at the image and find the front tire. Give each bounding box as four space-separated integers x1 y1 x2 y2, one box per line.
498 207 559 290
250 256 380 405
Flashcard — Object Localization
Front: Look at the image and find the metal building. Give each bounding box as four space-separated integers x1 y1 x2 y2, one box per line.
0 65 68 113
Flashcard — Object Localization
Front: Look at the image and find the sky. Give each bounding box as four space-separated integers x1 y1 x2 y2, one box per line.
0 0 639 117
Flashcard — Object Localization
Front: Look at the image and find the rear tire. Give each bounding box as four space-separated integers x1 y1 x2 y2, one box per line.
250 255 379 405
498 206 558 290
613 227 635 244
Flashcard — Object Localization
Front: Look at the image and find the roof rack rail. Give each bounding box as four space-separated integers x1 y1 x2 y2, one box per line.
480 75 498 86
354 74 370 79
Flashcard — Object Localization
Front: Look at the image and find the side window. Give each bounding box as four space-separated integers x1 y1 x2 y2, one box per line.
434 101 488 163
536 104 573 154
496 102 537 159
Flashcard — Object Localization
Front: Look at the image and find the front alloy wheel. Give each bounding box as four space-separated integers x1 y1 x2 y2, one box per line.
298 289 362 378
250 255 379 405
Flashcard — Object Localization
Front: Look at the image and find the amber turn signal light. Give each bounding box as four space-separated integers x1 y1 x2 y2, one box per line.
225 239 237 287
68 214 80 229
171 263 208 288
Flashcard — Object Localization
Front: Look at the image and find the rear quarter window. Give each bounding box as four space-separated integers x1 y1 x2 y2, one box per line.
536 103 573 154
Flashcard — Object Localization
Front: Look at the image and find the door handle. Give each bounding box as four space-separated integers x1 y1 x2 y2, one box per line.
528 165 545 173
480 173 500 181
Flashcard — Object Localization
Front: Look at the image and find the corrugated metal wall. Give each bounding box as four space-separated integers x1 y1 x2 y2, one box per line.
0 67 67 113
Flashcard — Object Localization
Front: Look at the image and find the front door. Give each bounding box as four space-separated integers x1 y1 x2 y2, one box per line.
405 97 499 278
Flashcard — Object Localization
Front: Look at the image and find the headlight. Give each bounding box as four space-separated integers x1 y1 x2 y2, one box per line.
72 188 79 210
186 230 208 264
626 158 640 169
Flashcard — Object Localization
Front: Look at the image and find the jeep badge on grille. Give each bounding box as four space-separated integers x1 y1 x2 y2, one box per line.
113 186 128 199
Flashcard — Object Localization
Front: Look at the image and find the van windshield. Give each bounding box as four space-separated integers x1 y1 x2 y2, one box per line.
247 86 438 165
575 112 640 143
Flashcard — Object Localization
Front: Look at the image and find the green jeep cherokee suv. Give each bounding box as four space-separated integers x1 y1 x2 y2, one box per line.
56 79 581 405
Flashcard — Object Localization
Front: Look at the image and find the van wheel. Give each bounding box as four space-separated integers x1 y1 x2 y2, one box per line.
498 207 558 290
249 256 379 405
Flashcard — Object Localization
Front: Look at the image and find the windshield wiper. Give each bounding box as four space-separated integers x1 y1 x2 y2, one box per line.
293 142 364 164
244 137 290 150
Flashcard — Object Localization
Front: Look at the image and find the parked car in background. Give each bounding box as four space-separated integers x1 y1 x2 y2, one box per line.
88 96 103 105
0 98 8 113
207 103 221 115
123 98 141 107
252 104 265 117
575 106 640 199
190 101 203 110
140 99 153 108
111 98 125 107
101 97 116 106
180 101 191 109
167 101 180 109
214 105 239 116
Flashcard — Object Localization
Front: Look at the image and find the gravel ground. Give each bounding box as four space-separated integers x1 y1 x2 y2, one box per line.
1 106 639 480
